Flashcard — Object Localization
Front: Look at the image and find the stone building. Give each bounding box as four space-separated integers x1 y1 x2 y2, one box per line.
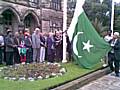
0 0 63 34
41 0 63 32
67 0 76 27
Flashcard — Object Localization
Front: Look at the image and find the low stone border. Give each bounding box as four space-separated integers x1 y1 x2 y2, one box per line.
51 67 110 90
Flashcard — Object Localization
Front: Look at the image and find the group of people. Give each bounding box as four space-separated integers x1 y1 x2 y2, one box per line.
0 28 71 65
1 26 120 77
104 31 120 77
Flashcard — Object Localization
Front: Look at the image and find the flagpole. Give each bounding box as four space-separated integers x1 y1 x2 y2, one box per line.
62 0 67 63
111 0 115 36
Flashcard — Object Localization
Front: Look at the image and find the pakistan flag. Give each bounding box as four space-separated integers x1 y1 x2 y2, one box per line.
67 0 111 69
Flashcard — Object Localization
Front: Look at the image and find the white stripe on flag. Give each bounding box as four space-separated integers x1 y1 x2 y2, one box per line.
67 0 85 41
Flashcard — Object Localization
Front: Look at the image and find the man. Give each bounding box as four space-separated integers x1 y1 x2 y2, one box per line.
40 33 46 63
108 32 120 77
0 32 4 64
47 32 55 63
5 30 16 65
54 31 63 62
103 30 113 67
32 28 41 63
66 34 72 61
19 30 24 44
14 32 20 64
24 32 33 63
104 30 113 42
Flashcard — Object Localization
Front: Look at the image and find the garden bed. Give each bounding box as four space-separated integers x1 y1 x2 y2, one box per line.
0 63 66 81
0 62 102 90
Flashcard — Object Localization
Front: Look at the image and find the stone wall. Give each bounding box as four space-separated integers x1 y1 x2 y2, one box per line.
0 0 63 33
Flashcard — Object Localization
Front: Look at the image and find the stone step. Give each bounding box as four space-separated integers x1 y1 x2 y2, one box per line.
51 67 110 90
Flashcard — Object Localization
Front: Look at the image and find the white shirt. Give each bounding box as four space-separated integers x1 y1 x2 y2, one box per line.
110 39 118 53
104 35 112 42
0 36 4 45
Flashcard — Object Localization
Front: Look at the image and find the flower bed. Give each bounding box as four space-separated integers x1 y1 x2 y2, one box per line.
0 63 66 81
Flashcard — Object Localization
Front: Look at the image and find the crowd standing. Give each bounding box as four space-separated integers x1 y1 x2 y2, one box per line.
0 27 72 65
2 27 120 77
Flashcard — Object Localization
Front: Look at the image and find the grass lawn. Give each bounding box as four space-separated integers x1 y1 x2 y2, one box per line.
0 62 102 90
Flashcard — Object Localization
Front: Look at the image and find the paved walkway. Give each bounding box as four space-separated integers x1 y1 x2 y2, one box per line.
78 73 120 90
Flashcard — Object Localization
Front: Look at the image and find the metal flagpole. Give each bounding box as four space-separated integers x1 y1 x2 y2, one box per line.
62 0 67 63
111 0 115 36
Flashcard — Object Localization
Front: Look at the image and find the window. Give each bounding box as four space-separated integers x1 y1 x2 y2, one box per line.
29 0 38 7
51 0 61 10
68 0 76 14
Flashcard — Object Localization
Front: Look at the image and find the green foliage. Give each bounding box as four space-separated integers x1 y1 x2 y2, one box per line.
114 4 120 33
92 18 109 36
83 0 112 35
114 16 120 32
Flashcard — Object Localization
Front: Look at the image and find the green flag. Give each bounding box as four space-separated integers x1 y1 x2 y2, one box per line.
67 0 111 69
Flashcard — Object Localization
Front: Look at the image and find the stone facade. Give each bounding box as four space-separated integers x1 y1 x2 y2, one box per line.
67 0 76 27
0 0 63 34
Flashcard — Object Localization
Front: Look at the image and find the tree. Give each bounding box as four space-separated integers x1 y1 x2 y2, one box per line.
114 3 120 33
83 0 112 35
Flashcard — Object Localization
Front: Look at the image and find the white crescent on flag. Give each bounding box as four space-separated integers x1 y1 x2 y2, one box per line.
73 32 83 58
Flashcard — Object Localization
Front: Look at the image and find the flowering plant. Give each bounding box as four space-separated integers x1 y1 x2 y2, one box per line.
0 63 66 81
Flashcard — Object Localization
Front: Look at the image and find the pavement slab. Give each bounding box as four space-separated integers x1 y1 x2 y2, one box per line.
78 73 120 90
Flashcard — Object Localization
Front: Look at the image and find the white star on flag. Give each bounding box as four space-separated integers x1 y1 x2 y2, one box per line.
83 40 93 52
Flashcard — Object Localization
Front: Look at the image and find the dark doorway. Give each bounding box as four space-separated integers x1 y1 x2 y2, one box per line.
24 13 38 34
2 9 19 33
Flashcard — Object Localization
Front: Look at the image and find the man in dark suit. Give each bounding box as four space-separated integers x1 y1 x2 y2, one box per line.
108 32 120 77
66 34 72 61
24 32 33 63
5 30 16 65
14 32 20 64
54 32 62 62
